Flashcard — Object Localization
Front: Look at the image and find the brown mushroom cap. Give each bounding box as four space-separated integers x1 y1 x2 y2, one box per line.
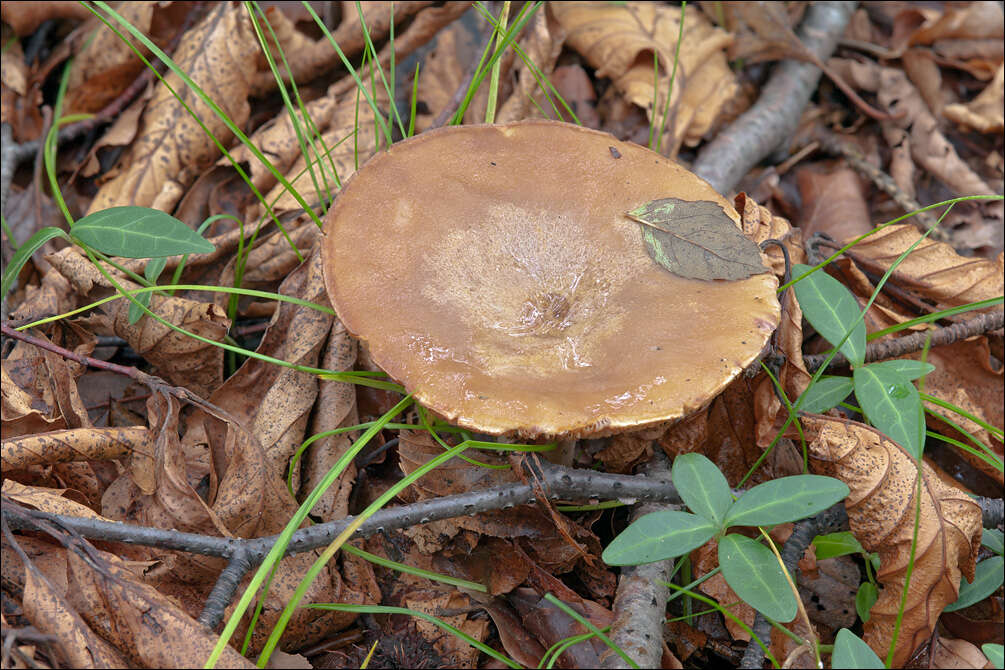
322 121 780 439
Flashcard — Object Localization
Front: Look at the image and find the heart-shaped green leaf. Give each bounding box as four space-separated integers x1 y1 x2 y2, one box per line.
626 198 767 281
861 359 936 382
797 376 854 413
812 531 865 560
602 510 717 566
723 475 849 528
73 206 215 258
853 365 925 459
943 556 1004 612
833 629 884 668
791 263 866 367
718 533 797 622
672 453 732 525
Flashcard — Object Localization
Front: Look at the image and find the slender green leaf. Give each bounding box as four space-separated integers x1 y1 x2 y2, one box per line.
602 511 717 566
798 376 854 413
791 263 866 367
862 359 936 382
812 531 864 560
943 556 1005 612
983 528 1004 556
983 643 1004 669
73 206 215 257
718 534 797 622
672 453 732 525
833 629 884 668
856 581 878 622
723 475 849 528
853 365 925 459
2 227 70 298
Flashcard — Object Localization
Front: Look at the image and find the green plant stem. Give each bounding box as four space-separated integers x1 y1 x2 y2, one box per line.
484 1 511 124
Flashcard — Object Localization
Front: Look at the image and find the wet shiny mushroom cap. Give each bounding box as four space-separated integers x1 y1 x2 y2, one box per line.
322 120 780 439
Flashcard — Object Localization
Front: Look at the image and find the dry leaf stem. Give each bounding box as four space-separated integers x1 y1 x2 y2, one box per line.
693 1 856 195
803 309 1005 371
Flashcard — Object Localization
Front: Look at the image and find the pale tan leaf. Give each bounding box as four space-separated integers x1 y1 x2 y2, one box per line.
944 63 1004 134
2 480 109 520
496 9 566 124
46 247 230 397
551 2 739 156
801 415 983 667
1 426 149 470
843 224 1004 311
88 4 259 214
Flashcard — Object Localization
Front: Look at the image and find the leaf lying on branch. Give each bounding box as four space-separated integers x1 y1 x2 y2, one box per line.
800 415 982 667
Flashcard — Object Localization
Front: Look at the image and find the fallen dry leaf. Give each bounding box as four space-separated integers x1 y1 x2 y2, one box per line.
1 426 149 471
843 224 1005 311
46 247 230 397
944 63 1005 134
801 415 983 667
831 58 995 198
404 590 489 669
912 338 1004 485
88 4 260 214
796 166 872 242
930 636 992 669
551 2 740 156
495 9 566 124
0 2 92 36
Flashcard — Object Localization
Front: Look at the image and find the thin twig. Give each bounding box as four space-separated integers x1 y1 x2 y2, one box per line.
739 504 849 669
804 309 1005 372
693 2 857 194
810 127 944 240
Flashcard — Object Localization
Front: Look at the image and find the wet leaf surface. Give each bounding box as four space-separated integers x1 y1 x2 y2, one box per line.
627 198 768 280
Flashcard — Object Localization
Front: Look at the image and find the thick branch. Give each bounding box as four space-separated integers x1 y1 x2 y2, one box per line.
693 2 857 195
602 452 676 669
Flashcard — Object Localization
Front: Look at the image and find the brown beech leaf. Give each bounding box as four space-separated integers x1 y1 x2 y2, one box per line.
495 9 566 124
88 4 259 214
800 415 982 667
46 247 230 397
913 338 1004 486
62 548 256 668
944 63 1004 134
1 426 150 471
404 591 490 669
551 2 740 156
832 58 995 198
842 224 1004 310
796 166 872 242
1 480 109 520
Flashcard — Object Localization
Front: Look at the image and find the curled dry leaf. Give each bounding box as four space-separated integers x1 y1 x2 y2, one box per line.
17 542 131 668
63 2 178 115
1 426 149 471
843 224 1005 311
551 2 740 156
203 249 332 480
46 247 230 397
831 58 995 198
796 166 872 242
495 9 566 124
944 63 1005 134
88 4 260 214
2 480 110 520
0 1 92 36
404 591 490 669
800 415 983 667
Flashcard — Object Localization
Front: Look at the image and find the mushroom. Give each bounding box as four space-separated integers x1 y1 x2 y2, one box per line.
321 120 780 451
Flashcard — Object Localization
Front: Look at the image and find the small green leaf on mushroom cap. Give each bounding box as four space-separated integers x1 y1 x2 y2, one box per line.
626 198 769 281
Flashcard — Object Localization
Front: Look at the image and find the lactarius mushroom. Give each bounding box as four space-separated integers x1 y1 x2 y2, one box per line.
322 121 780 449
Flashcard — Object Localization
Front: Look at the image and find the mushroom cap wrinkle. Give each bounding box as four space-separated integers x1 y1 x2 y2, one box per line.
322 121 780 439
